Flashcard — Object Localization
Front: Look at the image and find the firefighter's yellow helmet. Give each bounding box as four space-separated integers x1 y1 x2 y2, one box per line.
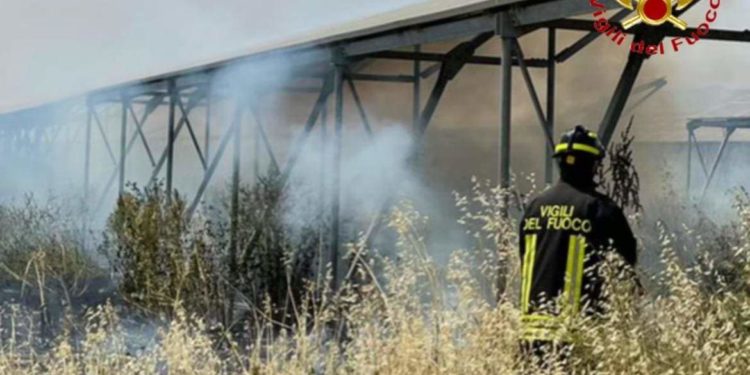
553 125 606 160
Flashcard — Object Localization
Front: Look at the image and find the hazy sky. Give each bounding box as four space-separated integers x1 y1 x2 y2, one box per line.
0 0 429 113
1 0 748 115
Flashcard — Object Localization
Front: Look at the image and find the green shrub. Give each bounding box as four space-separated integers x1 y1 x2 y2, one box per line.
102 183 223 318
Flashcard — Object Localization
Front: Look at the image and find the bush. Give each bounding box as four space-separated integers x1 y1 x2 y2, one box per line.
102 183 223 319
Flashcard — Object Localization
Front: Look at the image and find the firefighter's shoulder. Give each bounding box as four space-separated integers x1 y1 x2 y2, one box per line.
590 191 626 218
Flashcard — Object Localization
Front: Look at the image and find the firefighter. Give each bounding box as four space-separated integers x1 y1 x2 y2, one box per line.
518 125 637 362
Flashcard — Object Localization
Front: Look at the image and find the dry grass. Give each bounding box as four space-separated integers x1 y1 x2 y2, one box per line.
0 180 748 374
0 195 100 286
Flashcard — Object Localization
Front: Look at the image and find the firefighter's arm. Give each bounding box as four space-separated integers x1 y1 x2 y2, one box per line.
601 202 642 288
609 207 637 267
609 206 643 296
598 201 636 266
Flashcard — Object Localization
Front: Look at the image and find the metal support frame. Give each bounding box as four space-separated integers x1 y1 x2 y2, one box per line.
370 50 548 68
418 32 494 135
227 98 241 326
118 94 128 196
345 76 374 137
498 14 514 200
547 21 750 44
685 118 750 200
336 33 497 289
598 48 647 147
127 101 157 167
186 102 242 218
330 63 345 292
546 28 556 184
514 40 554 153
280 75 335 185
554 9 630 63
700 127 734 201
166 80 177 197
412 45 421 134
249 103 280 172
318 95 328 288
147 88 207 188
177 93 207 170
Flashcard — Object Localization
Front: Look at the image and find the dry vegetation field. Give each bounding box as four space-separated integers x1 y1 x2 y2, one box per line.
0 169 749 373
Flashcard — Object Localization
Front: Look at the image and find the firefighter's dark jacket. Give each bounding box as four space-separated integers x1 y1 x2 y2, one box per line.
518 180 636 341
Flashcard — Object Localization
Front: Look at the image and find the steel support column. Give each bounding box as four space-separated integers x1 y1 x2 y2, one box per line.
330 64 345 292
598 51 646 146
499 29 513 198
546 28 556 184
318 98 328 289
413 45 421 134
166 80 177 198
118 94 128 196
227 101 241 326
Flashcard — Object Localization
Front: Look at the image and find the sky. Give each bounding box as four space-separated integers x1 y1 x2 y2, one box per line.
1 0 748 114
0 0 431 113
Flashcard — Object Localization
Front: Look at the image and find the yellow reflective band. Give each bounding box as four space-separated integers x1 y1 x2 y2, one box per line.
521 235 530 312
522 313 558 323
521 234 537 313
563 235 577 313
521 327 571 343
520 313 571 343
555 142 602 156
521 314 562 329
573 236 587 312
563 235 587 314
521 327 557 342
